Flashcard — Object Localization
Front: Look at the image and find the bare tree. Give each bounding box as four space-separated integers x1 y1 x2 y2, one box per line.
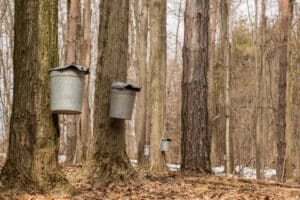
181 0 211 173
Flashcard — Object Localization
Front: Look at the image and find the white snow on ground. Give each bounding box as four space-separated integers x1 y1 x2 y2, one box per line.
129 160 277 180
212 165 277 179
59 155 66 163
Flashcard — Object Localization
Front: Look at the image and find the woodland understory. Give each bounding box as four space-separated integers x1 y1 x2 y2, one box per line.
1 0 300 199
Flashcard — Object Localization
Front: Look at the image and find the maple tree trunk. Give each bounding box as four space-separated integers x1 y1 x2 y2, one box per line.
276 0 289 183
0 0 73 193
74 0 92 163
209 0 218 167
84 0 136 185
135 0 149 166
181 0 211 173
149 0 167 172
65 0 81 163
284 0 294 180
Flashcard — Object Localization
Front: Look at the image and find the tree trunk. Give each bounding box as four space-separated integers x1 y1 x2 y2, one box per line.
276 0 289 183
0 0 73 193
284 0 294 180
65 0 81 163
181 0 211 173
149 0 167 172
84 0 136 185
135 0 149 167
209 0 219 167
220 0 232 175
255 0 265 180
74 0 92 163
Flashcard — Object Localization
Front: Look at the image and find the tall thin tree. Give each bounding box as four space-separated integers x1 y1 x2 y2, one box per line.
149 0 167 172
276 0 289 183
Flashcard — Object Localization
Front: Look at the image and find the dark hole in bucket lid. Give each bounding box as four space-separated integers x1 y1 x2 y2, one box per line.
112 81 141 92
49 64 89 74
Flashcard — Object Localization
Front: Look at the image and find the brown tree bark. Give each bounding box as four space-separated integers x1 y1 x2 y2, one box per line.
134 0 149 167
74 0 92 163
149 0 167 172
181 0 211 173
0 0 74 193
209 0 218 167
84 0 136 185
220 0 233 175
284 0 294 180
276 0 289 183
65 0 81 163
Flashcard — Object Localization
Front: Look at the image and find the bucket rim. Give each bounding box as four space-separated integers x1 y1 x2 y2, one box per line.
49 64 89 74
161 138 172 142
112 81 141 92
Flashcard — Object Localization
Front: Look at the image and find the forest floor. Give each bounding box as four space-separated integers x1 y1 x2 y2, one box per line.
1 162 300 199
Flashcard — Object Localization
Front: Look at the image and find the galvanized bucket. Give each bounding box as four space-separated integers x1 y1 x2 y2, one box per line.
109 81 141 120
160 138 172 152
144 144 150 156
49 65 89 114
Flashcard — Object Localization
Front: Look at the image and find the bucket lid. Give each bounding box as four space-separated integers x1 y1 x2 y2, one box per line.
112 81 141 92
49 65 89 74
161 138 172 142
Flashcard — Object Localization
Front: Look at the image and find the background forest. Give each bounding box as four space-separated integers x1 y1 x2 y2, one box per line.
1 0 300 199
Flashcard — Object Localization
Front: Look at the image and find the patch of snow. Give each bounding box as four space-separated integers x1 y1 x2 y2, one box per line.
212 166 225 175
264 168 276 179
213 165 276 180
0 153 6 158
59 155 66 163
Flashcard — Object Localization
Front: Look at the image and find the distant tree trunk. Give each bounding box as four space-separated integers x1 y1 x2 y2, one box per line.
181 0 211 173
149 0 167 172
254 0 265 180
65 0 81 163
209 0 218 167
285 0 294 180
74 0 92 163
276 0 289 183
135 0 149 166
0 0 73 193
294 2 300 184
85 0 136 185
220 0 232 175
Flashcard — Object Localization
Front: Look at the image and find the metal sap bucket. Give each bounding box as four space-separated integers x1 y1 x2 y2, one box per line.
144 144 150 156
160 138 172 152
49 65 89 114
109 81 141 120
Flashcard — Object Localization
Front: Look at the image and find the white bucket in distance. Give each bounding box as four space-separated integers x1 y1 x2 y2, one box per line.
49 65 89 114
109 82 141 120
160 138 172 152
144 144 150 156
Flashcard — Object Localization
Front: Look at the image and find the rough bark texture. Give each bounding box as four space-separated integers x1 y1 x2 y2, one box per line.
255 0 265 180
85 0 136 185
0 0 73 194
149 0 167 172
276 0 289 183
181 0 211 173
65 0 81 164
75 0 92 163
284 0 294 180
135 0 149 166
220 0 233 175
209 0 218 167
